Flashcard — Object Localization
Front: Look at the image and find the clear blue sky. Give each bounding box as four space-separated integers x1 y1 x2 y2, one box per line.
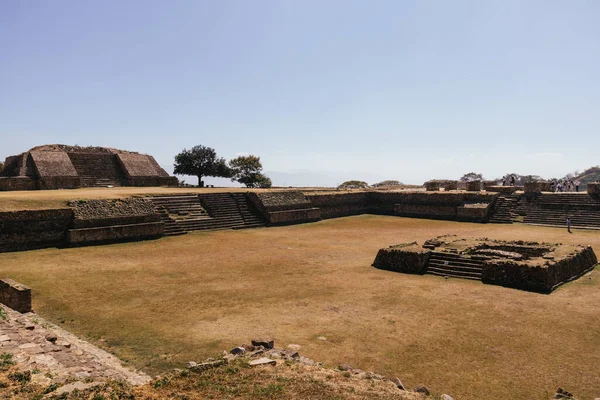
1 1 599 186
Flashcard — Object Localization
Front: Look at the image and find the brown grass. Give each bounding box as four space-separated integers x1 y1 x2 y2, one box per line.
0 216 599 399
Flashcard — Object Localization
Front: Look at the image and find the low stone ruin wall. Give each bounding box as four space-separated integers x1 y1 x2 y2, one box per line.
305 192 369 219
66 199 163 245
466 181 482 191
524 182 553 193
0 209 73 252
254 191 313 212
124 177 178 187
266 208 322 225
366 192 496 221
394 204 457 219
372 242 430 274
38 177 81 190
67 223 164 246
0 177 37 191
482 246 597 293
485 185 522 193
250 191 321 225
588 182 600 196
0 279 31 313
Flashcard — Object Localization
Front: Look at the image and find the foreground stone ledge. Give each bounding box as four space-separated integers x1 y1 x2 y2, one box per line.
0 279 31 313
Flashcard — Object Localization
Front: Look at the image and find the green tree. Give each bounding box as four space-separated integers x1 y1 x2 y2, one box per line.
229 155 271 188
460 172 484 182
337 180 369 189
173 145 230 187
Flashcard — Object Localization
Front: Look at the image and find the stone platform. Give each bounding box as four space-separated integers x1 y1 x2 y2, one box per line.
373 235 598 293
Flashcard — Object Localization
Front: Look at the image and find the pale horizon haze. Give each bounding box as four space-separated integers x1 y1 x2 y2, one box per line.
1 1 599 186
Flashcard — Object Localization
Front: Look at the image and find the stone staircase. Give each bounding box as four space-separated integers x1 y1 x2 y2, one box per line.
150 193 266 235
426 251 485 280
69 154 126 187
523 193 600 229
487 195 520 223
230 193 267 228
149 195 210 236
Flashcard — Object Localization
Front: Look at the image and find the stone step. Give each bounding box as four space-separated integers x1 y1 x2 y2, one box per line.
427 268 482 280
428 261 483 273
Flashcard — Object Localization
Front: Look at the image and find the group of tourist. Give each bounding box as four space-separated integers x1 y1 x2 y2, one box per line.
501 176 516 186
551 179 581 193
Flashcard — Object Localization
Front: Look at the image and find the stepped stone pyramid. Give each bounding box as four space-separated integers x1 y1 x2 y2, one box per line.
0 144 177 190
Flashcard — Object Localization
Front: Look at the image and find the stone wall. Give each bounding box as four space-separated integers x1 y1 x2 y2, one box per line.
0 177 37 191
0 209 73 252
466 181 482 191
30 151 78 177
254 191 313 212
250 191 321 225
0 279 32 313
587 182 600 196
485 185 522 194
524 182 553 193
305 192 369 219
124 177 178 187
369 191 496 220
394 204 457 219
38 177 81 190
266 208 322 225
482 246 597 293
372 243 430 274
67 199 163 244
67 222 164 246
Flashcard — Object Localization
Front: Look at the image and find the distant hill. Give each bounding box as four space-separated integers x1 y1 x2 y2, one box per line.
573 166 600 190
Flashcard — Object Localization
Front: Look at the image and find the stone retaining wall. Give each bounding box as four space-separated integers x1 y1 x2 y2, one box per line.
266 208 322 225
587 182 600 196
0 209 73 252
0 279 31 313
67 222 164 246
305 192 369 219
372 243 430 274
0 177 37 191
482 246 597 293
466 181 482 191
524 182 553 193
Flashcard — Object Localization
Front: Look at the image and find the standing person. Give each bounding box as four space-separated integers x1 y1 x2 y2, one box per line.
510 175 516 186
567 217 572 233
575 180 581 192
502 178 506 186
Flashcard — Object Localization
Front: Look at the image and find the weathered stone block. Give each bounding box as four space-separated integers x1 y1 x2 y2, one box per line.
0 279 32 313
466 181 482 191
587 182 600 196
267 208 321 225
67 222 164 245
372 243 430 274
524 182 553 193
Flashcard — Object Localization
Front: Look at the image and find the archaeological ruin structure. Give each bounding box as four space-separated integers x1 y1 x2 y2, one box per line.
372 235 598 293
0 144 177 190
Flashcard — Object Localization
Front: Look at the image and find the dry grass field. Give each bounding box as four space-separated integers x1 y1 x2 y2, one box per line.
0 216 599 399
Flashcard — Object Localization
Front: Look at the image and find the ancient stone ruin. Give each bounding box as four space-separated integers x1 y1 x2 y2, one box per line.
0 144 177 190
373 235 598 293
